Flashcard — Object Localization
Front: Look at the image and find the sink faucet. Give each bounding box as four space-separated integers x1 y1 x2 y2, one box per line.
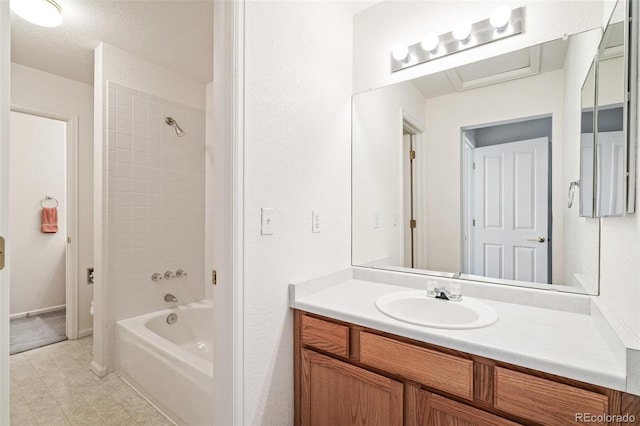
427 282 462 302
164 293 178 303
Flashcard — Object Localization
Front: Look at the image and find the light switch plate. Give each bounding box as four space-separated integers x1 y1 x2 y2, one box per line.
261 208 274 235
312 211 320 233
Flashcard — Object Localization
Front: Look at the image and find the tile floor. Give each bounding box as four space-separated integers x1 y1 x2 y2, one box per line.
10 335 173 425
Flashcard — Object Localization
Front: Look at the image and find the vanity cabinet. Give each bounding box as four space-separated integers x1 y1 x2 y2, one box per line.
294 310 640 426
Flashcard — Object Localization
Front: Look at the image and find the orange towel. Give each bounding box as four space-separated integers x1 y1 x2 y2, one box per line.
41 207 58 233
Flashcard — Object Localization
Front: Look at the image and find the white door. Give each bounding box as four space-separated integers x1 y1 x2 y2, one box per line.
597 131 625 216
472 137 549 283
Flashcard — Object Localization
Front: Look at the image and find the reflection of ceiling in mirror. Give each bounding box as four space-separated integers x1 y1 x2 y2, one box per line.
411 37 570 99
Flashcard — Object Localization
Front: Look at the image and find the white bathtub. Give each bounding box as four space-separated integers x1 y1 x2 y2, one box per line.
116 300 213 425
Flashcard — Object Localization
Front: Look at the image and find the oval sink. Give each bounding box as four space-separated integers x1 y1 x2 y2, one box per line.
375 290 498 329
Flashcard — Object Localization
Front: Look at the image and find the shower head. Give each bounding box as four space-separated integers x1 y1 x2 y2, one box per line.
165 116 185 137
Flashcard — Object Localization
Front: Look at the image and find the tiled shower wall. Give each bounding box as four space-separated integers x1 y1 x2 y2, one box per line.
105 81 205 366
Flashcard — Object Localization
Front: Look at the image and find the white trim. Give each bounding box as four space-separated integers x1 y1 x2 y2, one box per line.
78 328 93 338
10 105 80 341
9 304 66 320
0 2 11 423
212 1 244 424
89 360 107 378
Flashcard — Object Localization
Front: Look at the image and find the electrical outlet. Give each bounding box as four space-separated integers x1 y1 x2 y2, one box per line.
261 208 274 235
312 211 321 233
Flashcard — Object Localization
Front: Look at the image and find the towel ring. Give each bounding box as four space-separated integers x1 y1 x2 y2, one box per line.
568 180 579 208
41 196 59 208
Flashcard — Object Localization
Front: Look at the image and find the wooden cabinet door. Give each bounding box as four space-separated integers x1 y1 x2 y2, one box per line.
405 385 521 426
301 349 403 426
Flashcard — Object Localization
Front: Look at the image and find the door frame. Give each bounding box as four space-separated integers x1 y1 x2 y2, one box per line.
9 106 80 340
401 110 426 269
0 2 10 422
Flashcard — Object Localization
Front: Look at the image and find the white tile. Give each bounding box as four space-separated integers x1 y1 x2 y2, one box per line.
116 106 131 122
116 134 131 150
131 95 147 111
116 84 138 95
107 108 116 130
148 113 161 128
116 90 132 108
132 151 147 167
131 165 146 179
132 179 146 194
116 163 131 178
132 136 146 152
115 192 131 207
116 149 132 165
132 108 147 125
132 207 147 221
148 141 161 155
115 177 131 193
132 193 146 208
116 119 132 136
133 123 147 139
148 127 161 141
148 100 161 115
148 154 162 168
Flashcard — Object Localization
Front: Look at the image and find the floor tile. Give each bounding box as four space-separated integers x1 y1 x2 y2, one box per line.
9 336 173 425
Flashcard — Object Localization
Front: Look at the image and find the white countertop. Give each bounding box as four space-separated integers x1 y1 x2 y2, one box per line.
291 276 627 391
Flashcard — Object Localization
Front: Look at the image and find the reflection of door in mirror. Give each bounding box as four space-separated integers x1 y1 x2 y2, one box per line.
462 118 551 284
596 19 625 217
579 60 596 217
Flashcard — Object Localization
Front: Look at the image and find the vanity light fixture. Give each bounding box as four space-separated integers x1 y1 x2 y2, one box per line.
490 5 512 31
452 20 472 42
392 42 410 62
421 32 440 53
10 0 63 27
390 6 523 73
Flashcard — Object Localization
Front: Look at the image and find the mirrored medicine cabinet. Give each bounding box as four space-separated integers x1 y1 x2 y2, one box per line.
352 0 636 295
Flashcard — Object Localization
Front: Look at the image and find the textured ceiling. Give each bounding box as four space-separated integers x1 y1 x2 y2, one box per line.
11 0 214 85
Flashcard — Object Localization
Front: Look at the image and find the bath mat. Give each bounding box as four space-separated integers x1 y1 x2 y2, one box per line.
10 309 67 355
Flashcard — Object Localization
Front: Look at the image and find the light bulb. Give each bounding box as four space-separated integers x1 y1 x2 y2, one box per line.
392 43 409 61
421 33 439 53
490 6 512 31
452 20 472 42
10 0 63 27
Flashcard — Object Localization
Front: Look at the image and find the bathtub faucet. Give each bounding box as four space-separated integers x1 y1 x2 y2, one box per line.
164 293 178 303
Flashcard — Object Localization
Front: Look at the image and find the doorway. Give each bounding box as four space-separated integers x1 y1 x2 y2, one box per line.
462 115 552 284
402 113 426 269
8 110 77 353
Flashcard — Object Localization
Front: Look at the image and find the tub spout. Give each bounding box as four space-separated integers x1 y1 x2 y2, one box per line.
164 293 178 303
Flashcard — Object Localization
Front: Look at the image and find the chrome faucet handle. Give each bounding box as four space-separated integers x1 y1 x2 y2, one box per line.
176 269 188 278
164 270 175 279
151 273 163 282
164 294 178 303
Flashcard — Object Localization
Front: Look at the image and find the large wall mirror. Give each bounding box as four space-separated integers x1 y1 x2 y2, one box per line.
352 0 634 295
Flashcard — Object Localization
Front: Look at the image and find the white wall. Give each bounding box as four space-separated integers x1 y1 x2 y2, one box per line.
423 70 565 279
562 30 606 294
352 80 425 266
243 1 352 423
9 112 66 316
353 0 603 92
11 63 94 334
95 43 206 371
205 81 213 302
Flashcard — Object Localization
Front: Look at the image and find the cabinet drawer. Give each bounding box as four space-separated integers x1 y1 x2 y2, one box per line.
359 332 473 400
300 315 349 357
494 367 609 425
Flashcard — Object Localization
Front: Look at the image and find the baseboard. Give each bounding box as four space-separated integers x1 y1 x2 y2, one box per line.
10 304 66 320
89 360 107 378
78 328 93 338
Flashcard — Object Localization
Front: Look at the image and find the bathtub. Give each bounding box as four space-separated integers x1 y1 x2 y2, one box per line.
116 300 213 425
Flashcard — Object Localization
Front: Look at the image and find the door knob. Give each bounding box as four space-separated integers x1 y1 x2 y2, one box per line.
526 237 546 243
0 235 4 270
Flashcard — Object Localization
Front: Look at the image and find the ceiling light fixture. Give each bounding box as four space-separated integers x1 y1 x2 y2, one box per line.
390 7 523 73
490 6 512 31
10 0 63 28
